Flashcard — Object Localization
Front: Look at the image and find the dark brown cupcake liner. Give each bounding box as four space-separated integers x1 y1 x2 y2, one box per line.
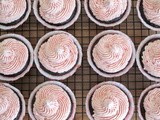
28 81 76 120
34 31 82 80
86 81 135 120
87 30 136 78
0 34 33 81
33 0 81 29
137 0 160 31
136 34 160 82
0 0 31 30
84 0 131 27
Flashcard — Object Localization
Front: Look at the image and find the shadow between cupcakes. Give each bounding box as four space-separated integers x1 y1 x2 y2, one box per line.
0 0 31 30
0 34 33 81
84 0 131 27
28 81 76 120
85 81 135 120
34 31 82 80
136 34 160 82
87 30 136 78
33 0 81 29
136 0 160 31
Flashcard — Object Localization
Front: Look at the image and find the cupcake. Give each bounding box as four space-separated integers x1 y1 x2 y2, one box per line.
138 83 160 120
34 31 82 80
0 0 31 30
33 0 81 29
86 81 134 120
137 0 160 31
87 30 136 78
0 83 25 120
28 81 76 120
0 34 33 81
136 34 160 82
84 0 131 27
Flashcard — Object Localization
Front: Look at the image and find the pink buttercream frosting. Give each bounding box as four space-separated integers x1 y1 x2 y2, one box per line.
92 84 129 120
33 84 71 120
38 33 78 73
0 0 26 24
143 0 160 26
39 0 75 24
0 38 28 75
93 34 132 73
142 40 160 77
144 88 160 120
0 84 20 120
89 0 127 21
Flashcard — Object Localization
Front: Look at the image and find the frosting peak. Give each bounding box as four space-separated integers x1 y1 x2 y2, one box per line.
0 0 26 24
89 0 127 21
39 0 75 24
92 85 129 120
93 34 132 73
38 33 78 73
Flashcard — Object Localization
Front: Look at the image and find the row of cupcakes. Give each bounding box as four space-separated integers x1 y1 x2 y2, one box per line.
1 0 160 31
1 30 160 82
2 80 160 120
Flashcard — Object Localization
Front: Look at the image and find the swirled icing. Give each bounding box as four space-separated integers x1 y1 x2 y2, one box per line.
144 88 160 120
39 0 76 24
38 33 78 73
93 34 132 73
92 84 129 120
0 38 28 75
0 84 20 120
89 0 127 21
33 84 71 120
142 40 160 77
143 0 160 26
0 0 26 24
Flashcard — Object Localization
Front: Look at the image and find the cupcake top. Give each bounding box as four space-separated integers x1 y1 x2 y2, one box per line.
0 38 28 75
38 33 78 73
92 84 129 120
39 0 75 24
142 40 160 77
144 88 160 120
0 0 26 24
93 34 132 73
89 0 127 22
143 0 160 26
0 83 20 120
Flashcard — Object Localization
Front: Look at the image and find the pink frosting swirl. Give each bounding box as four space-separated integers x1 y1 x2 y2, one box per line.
142 40 160 77
0 0 26 24
0 84 20 120
89 0 127 21
33 84 71 120
143 0 160 26
144 88 160 120
92 85 129 120
38 33 78 73
0 38 28 75
39 0 75 24
93 34 132 73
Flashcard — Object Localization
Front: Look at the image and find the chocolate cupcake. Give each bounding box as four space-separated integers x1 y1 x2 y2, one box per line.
28 81 76 120
33 0 81 29
0 34 33 81
136 34 160 82
86 81 134 120
0 83 25 120
84 0 131 27
0 0 31 30
34 31 82 80
87 30 135 78
138 83 160 120
137 0 160 31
